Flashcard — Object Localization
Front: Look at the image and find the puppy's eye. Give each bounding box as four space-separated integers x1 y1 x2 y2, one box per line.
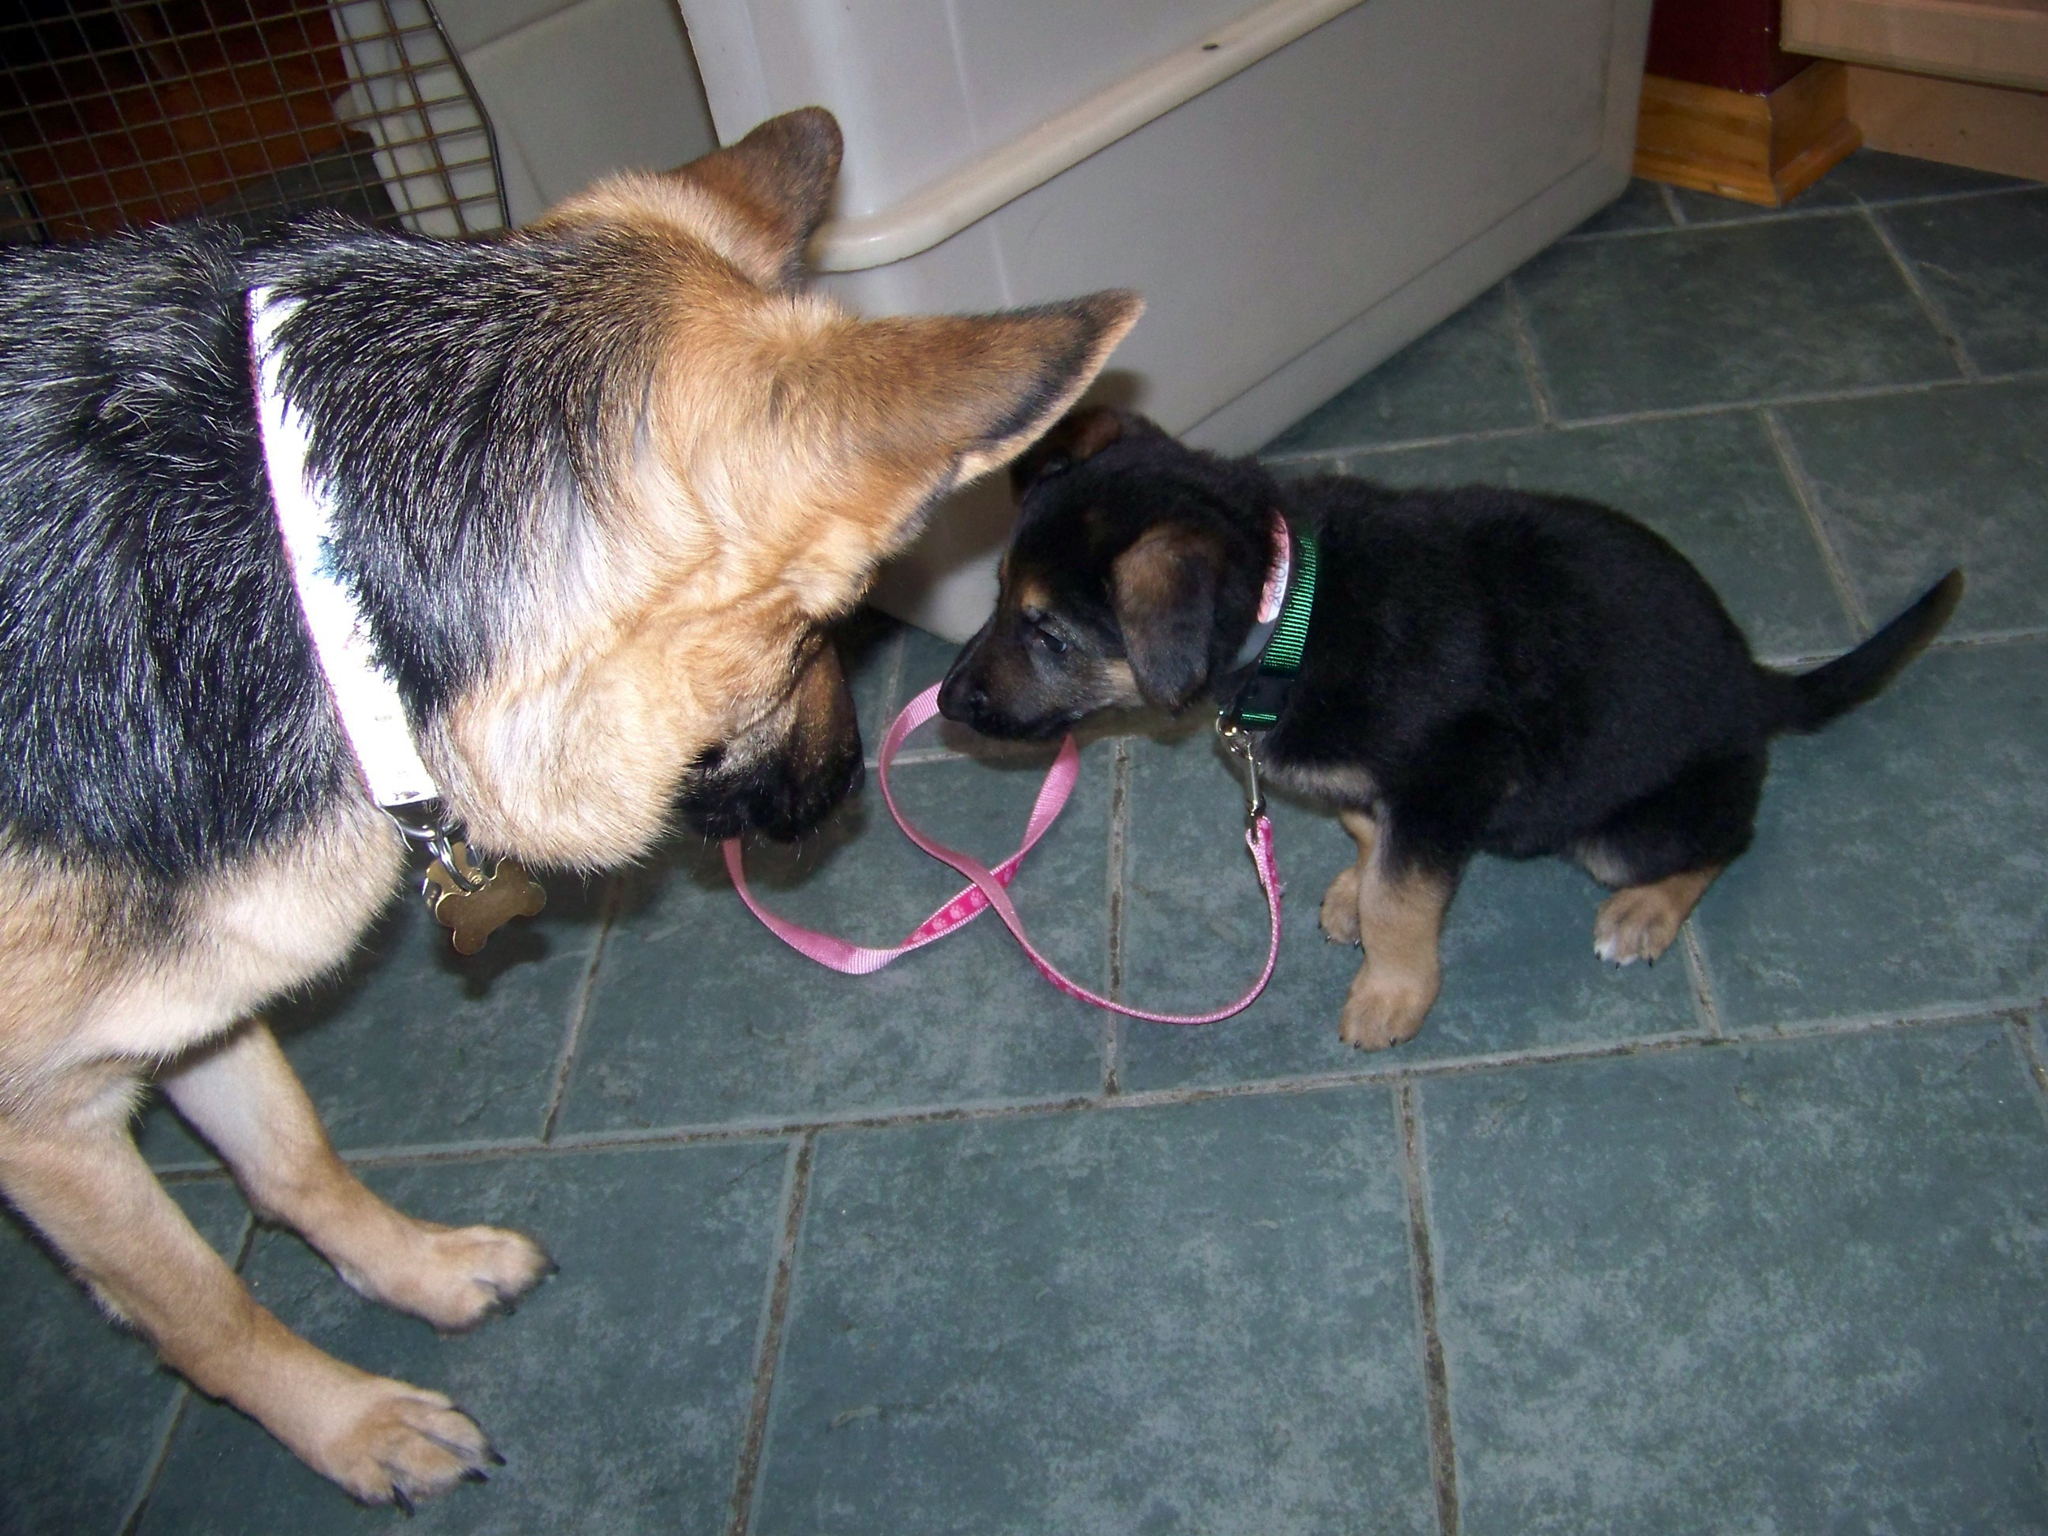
1019 609 1070 657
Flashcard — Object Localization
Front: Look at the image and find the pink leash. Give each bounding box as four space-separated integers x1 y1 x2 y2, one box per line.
723 683 1283 1024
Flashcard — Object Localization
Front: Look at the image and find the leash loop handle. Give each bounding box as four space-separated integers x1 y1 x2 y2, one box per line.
724 684 1282 1024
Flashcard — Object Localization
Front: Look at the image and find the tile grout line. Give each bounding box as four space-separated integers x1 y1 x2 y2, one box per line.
1679 921 1724 1039
1260 365 2048 470
1102 737 1132 1094
539 875 624 1143
857 629 912 768
726 1130 816 1536
879 628 909 721
113 1384 194 1536
1498 275 1559 427
2006 1016 2048 1129
1559 179 2040 244
1760 406 1874 636
1396 1080 1460 1536
1861 204 1982 381
1926 623 2048 652
113 1211 259 1535
145 1001 2045 1180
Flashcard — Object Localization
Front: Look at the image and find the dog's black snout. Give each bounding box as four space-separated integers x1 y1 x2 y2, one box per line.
936 655 986 725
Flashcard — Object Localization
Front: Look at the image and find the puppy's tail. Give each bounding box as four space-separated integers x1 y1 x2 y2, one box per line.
1768 569 1964 735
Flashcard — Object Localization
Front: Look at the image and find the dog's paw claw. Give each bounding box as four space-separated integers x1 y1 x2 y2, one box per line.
347 1225 554 1333
316 1377 501 1510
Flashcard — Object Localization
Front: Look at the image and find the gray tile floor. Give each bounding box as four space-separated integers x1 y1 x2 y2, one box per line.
6 150 2046 1535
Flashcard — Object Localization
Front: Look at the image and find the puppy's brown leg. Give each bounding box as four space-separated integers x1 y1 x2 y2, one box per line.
161 1022 553 1330
1593 866 1721 966
0 1082 501 1507
1318 810 1379 946
1341 837 1450 1050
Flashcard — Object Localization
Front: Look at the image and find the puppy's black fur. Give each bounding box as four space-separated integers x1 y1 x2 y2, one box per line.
941 406 1961 1043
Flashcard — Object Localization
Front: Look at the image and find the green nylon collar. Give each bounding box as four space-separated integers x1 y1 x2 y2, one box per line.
1225 528 1318 730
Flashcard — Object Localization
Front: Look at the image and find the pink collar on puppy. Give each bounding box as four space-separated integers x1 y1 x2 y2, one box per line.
1230 512 1294 672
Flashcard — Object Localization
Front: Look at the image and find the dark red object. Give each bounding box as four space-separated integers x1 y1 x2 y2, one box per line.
1645 0 1809 95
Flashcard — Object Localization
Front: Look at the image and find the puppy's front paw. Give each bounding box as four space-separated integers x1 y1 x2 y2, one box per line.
1319 866 1362 945
338 1223 555 1334
1338 962 1438 1050
1593 887 1685 966
309 1374 503 1510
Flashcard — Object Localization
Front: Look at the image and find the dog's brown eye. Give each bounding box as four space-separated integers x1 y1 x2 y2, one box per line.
1032 625 1069 657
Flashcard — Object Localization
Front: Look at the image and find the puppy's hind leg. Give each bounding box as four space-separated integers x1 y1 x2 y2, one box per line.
0 1077 500 1508
1581 750 1765 966
160 1022 553 1331
1594 868 1720 965
1318 810 1379 947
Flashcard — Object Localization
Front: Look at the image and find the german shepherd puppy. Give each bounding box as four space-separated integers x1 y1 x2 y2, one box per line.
0 110 1138 1507
940 406 1961 1049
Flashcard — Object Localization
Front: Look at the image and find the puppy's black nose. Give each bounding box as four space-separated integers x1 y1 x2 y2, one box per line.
936 664 985 725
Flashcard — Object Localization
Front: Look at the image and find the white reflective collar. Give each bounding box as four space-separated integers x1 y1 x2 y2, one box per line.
249 286 443 811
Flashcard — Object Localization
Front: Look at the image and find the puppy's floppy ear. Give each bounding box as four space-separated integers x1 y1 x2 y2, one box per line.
1009 404 1131 495
773 290 1144 616
675 108 843 289
1111 523 1224 711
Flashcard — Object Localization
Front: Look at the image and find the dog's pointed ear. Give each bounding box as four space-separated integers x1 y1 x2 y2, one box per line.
774 290 1143 616
931 293 1146 488
1111 523 1223 711
675 108 843 289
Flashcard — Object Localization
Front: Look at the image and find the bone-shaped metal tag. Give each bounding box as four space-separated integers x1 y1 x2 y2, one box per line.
423 841 546 955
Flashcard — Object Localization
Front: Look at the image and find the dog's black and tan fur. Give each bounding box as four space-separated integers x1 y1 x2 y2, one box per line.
941 406 1961 1049
0 110 1139 1506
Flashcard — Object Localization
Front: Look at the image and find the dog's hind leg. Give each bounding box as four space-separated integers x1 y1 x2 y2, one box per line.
1318 810 1378 947
160 1021 553 1330
1594 868 1721 965
0 1074 502 1508
1578 750 1765 966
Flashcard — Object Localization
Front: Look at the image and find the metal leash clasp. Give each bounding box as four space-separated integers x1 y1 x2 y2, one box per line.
1215 716 1266 830
386 798 486 893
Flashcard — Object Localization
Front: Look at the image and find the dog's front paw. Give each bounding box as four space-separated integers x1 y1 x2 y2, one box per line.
1338 962 1438 1050
307 1373 503 1510
1319 866 1362 945
338 1223 555 1334
1593 886 1686 966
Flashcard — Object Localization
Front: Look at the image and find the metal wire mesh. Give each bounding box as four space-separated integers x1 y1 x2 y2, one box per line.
0 0 507 245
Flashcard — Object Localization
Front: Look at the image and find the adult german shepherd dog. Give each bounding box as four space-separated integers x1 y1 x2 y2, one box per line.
0 110 1138 1506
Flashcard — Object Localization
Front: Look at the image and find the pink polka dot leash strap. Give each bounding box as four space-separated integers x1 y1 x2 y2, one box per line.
724 683 1283 1024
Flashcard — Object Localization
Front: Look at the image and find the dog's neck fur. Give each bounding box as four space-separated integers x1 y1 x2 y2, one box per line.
256 221 664 718
0 218 646 880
